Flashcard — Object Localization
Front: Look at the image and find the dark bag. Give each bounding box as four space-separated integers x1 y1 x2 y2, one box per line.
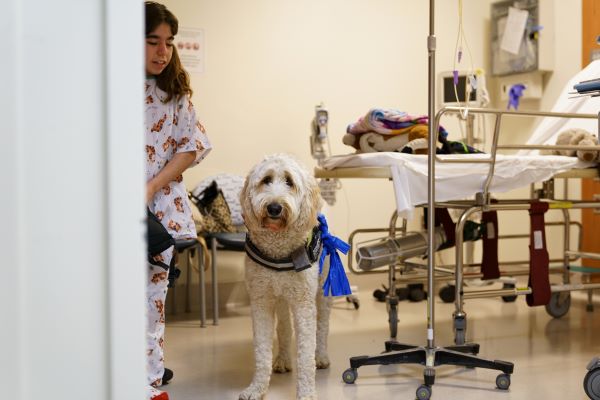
146 207 176 270
189 181 236 234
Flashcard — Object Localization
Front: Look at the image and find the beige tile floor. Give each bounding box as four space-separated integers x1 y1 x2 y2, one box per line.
164 273 600 399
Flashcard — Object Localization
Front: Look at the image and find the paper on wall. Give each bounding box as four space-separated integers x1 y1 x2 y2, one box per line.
500 7 529 55
176 27 205 74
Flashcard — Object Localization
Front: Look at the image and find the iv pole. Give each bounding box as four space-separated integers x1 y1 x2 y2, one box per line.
426 0 437 357
341 1 514 398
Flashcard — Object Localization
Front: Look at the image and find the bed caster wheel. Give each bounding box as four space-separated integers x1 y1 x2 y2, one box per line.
439 284 456 303
388 303 398 339
545 292 571 318
584 358 600 400
416 384 432 400
501 283 517 302
373 287 387 302
496 373 511 390
342 368 357 384
396 286 410 301
584 368 600 400
453 314 467 345
454 328 466 346
408 283 427 302
587 303 594 313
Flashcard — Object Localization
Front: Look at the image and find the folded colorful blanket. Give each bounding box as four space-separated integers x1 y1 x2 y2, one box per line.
346 108 449 141
344 108 483 155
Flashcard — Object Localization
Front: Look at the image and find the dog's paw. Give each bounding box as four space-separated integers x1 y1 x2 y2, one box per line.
315 353 330 369
272 355 292 373
239 387 265 400
297 395 317 400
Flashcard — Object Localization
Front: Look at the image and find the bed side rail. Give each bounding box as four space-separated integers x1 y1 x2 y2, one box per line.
433 107 600 205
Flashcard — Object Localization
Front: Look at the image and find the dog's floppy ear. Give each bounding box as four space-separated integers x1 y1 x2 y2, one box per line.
239 174 257 230
297 173 322 231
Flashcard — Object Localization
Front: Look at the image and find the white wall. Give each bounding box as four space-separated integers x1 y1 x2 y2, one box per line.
0 0 147 399
166 0 496 239
164 0 583 269
488 0 583 263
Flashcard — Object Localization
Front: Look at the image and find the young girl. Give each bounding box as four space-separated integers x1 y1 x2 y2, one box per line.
144 2 211 399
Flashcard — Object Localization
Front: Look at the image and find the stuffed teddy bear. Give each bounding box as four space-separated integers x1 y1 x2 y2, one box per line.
545 128 599 162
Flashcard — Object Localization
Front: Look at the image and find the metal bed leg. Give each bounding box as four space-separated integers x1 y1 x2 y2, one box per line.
453 206 479 345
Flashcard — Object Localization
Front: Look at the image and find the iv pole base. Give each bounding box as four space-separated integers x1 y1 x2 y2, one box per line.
342 344 513 398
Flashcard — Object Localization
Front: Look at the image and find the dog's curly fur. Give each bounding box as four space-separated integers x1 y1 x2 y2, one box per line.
238 154 332 400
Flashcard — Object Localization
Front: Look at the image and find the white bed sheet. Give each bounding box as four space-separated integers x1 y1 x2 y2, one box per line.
322 152 593 219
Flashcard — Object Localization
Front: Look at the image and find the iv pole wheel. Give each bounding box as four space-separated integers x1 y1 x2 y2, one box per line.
496 373 511 390
416 384 432 400
342 368 357 384
545 292 571 318
501 282 518 302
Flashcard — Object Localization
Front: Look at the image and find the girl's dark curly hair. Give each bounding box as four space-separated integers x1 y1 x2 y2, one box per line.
145 1 193 102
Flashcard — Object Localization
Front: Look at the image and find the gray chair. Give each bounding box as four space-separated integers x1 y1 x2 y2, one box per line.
169 237 216 328
201 232 246 325
191 174 246 325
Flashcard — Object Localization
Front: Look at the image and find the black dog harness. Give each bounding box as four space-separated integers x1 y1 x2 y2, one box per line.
245 226 322 272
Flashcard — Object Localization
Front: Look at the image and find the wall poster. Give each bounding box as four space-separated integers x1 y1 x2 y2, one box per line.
176 27 204 74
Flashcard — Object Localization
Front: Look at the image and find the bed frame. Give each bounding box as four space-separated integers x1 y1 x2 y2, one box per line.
317 106 600 316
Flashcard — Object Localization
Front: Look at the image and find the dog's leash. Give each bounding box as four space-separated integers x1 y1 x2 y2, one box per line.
317 213 352 297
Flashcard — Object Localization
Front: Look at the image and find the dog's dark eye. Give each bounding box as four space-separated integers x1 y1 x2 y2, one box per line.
285 177 294 188
261 176 272 185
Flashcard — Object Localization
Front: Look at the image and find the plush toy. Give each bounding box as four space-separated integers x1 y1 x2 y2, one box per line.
545 128 599 162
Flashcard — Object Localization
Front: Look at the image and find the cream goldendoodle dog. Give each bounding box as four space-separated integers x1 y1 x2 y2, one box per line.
239 154 332 400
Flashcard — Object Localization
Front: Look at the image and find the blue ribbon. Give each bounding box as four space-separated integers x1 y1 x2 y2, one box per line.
317 213 352 296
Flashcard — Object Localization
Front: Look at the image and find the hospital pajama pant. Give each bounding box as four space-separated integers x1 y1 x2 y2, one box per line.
147 246 174 390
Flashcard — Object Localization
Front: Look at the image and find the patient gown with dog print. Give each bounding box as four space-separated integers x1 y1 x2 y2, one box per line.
145 77 212 239
144 78 211 390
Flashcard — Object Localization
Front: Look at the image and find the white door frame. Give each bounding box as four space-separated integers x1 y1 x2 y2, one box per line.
0 1 147 399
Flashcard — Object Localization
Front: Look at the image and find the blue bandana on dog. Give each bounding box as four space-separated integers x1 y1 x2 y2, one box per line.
317 213 352 296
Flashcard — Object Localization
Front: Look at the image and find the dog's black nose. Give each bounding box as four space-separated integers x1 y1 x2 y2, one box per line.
266 203 283 217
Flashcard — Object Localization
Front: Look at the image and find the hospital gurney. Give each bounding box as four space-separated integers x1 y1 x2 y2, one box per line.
316 106 600 345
